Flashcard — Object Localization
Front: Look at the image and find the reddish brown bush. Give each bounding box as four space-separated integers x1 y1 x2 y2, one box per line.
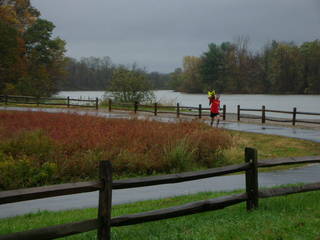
0 111 232 189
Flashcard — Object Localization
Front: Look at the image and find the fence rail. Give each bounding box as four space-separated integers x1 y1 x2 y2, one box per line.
0 95 99 110
110 193 248 227
106 99 227 120
237 105 320 125
112 162 250 189
2 95 319 125
102 99 320 125
0 150 320 240
0 181 101 205
259 182 320 198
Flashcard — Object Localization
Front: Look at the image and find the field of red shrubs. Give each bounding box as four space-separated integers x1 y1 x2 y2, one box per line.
0 111 232 190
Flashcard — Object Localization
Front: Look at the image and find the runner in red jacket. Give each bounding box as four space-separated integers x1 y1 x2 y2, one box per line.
209 95 220 127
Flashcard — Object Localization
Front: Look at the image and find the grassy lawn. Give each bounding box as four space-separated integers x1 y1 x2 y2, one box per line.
1 188 320 239
220 130 320 168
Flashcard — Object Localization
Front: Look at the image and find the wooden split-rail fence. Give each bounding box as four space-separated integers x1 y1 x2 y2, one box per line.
105 99 227 121
0 148 320 240
237 105 320 126
0 95 99 110
1 95 320 125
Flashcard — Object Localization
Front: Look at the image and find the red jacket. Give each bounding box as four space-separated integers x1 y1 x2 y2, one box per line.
210 99 220 113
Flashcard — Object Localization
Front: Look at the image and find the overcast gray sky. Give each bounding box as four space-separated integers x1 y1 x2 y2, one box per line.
31 0 320 73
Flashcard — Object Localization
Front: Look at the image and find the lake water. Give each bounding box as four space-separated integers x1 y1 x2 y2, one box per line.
56 90 320 119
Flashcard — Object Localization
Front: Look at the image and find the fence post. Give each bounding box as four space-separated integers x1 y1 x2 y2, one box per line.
292 107 297 126
245 147 259 211
96 98 99 110
237 105 240 121
134 101 138 114
108 99 112 112
198 104 202 119
262 105 266 124
36 97 40 107
223 104 226 121
177 103 180 118
67 97 70 108
154 103 158 116
97 161 112 240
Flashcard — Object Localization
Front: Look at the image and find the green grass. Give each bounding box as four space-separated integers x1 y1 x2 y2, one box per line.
219 130 320 171
1 188 320 239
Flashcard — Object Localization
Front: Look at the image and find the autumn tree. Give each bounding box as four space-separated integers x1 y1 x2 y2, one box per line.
0 0 67 96
180 56 203 93
14 19 67 97
0 0 36 94
0 20 20 92
168 68 183 91
269 42 303 93
257 41 277 93
300 40 320 93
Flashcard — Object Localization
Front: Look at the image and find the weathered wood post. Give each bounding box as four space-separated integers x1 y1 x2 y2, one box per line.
67 97 70 108
262 105 266 124
237 105 240 121
292 107 297 126
134 101 138 114
4 95 8 105
97 161 112 240
198 104 202 119
154 103 158 116
96 98 99 110
177 103 180 118
223 104 226 121
245 147 259 211
36 97 40 107
108 99 112 112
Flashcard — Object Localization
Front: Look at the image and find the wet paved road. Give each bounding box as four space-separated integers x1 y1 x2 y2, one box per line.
220 122 320 143
0 107 319 219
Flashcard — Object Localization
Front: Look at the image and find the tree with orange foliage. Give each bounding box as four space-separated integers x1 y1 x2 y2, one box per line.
0 0 66 96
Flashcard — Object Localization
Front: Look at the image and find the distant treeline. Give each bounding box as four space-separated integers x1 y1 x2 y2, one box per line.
60 57 171 91
171 38 320 94
63 39 320 94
